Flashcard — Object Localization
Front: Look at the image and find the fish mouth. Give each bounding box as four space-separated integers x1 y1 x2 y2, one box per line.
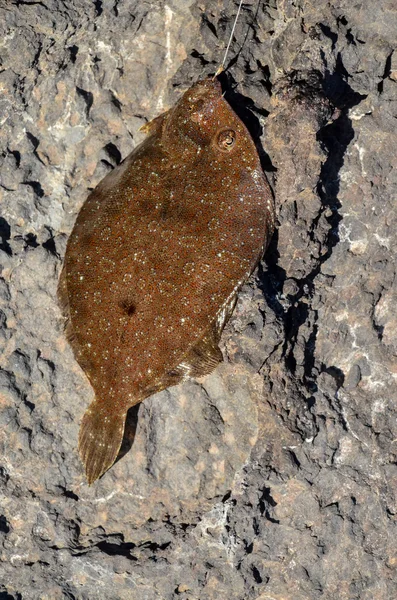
203 75 223 93
186 76 222 101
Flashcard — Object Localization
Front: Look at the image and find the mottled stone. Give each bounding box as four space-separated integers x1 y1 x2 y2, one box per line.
1 0 397 599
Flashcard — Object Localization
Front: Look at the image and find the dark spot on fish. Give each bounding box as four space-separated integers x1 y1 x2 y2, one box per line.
119 299 136 316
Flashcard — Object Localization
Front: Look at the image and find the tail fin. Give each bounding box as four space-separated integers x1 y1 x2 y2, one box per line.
78 402 127 484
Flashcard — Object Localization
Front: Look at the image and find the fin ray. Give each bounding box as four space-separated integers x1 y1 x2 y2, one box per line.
139 110 170 135
57 265 69 317
57 266 78 346
168 290 239 379
168 325 223 379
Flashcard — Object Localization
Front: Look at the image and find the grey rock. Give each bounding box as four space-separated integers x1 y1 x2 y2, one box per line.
1 0 397 598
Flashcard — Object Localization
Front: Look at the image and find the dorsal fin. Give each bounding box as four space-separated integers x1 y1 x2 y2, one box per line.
57 266 76 345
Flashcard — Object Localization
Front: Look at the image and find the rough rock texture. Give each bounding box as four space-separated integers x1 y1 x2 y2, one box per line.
0 0 396 598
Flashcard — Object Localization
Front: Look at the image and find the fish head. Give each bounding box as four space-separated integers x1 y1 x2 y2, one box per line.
163 77 250 160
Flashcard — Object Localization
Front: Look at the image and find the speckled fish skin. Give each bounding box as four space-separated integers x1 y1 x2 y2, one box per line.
59 77 274 484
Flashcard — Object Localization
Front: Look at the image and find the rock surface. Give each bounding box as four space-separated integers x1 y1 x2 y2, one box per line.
1 0 397 598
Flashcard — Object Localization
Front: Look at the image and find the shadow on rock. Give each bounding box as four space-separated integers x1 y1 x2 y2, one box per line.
258 62 366 420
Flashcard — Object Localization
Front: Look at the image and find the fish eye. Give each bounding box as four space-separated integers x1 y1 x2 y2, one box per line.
216 129 236 152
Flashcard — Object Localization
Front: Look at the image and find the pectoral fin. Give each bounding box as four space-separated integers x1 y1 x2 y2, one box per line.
169 292 239 379
173 328 224 378
139 110 170 135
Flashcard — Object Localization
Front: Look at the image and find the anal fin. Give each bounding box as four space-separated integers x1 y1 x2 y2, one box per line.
79 402 127 484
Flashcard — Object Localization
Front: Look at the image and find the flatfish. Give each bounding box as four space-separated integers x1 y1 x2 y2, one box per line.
59 76 274 483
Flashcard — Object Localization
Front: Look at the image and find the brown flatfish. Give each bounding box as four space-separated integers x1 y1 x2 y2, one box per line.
59 77 274 483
